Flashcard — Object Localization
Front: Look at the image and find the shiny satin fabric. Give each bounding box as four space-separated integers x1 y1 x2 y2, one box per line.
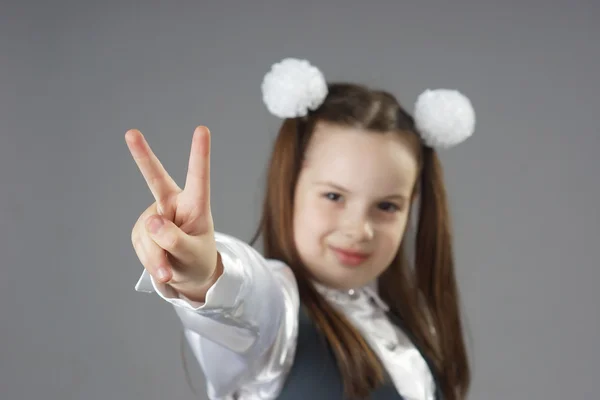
135 232 434 399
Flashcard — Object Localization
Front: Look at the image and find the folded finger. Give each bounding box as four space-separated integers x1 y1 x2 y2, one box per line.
145 215 196 265
133 230 173 283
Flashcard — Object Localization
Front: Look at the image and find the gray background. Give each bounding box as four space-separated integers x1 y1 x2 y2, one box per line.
1 0 598 399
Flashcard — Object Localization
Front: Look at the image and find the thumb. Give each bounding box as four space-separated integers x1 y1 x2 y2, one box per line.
145 215 195 263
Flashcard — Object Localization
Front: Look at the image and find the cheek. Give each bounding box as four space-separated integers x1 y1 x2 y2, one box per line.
294 197 336 248
298 195 335 227
375 213 410 257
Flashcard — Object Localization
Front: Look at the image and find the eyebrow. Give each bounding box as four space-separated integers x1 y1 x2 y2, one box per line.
315 180 407 201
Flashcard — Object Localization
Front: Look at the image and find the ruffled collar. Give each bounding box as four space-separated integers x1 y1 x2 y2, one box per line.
311 280 390 312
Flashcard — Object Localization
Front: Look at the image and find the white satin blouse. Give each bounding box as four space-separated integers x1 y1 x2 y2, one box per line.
135 232 435 400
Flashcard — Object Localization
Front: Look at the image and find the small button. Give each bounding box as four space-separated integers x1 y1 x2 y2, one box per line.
385 341 397 351
347 289 359 300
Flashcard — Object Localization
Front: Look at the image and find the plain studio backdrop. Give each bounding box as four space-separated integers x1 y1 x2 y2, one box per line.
1 0 598 399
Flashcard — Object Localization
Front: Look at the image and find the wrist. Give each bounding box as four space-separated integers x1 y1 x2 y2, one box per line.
175 252 224 303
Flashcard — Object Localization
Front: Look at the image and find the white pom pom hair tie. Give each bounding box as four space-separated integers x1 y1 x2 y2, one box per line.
261 58 328 118
414 89 475 149
261 57 475 149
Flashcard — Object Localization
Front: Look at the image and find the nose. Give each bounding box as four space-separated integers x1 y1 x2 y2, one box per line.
340 214 374 242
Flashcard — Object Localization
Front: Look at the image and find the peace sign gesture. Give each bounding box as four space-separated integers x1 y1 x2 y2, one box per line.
127 126 221 303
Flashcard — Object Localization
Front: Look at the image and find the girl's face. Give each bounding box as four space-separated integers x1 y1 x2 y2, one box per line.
293 121 419 290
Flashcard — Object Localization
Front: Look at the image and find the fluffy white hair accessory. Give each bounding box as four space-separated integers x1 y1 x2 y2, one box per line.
261 58 328 118
414 89 476 149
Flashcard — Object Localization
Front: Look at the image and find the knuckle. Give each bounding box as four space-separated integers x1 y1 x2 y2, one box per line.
133 243 147 267
131 230 139 247
132 207 152 245
131 222 146 246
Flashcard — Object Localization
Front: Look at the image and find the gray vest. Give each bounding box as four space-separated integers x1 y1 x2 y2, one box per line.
276 305 443 400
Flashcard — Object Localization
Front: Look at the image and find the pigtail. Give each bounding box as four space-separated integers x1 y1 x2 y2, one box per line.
415 146 470 400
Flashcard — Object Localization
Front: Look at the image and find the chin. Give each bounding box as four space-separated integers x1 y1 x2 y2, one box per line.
318 268 379 290
300 251 385 289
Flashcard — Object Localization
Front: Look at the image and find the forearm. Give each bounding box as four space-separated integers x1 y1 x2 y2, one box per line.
135 232 292 353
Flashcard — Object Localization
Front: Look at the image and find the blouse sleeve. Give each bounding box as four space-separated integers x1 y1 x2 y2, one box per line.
134 232 300 398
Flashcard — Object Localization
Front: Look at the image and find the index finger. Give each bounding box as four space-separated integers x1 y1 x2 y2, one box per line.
183 126 211 213
125 129 180 209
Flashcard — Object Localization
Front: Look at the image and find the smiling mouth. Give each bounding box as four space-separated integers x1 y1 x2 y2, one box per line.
330 246 371 266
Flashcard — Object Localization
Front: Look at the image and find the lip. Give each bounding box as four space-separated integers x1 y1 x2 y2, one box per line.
330 246 371 266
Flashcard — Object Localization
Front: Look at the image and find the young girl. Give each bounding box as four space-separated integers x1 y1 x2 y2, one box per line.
127 58 475 400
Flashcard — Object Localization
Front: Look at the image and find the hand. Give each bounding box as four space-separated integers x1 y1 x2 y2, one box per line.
126 126 222 303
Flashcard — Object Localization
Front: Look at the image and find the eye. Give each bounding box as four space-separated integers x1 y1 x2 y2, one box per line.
378 201 400 213
323 192 343 202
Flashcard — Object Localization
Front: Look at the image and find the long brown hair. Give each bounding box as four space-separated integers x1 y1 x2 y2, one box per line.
250 83 471 399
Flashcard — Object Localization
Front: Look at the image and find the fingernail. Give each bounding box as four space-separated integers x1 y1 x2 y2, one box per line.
147 217 163 234
156 267 169 281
